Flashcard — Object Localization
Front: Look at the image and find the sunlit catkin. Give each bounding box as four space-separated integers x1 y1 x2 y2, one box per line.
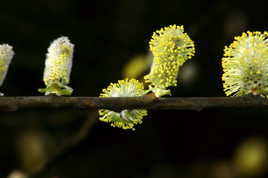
39 37 74 96
99 79 148 130
144 25 195 97
222 31 268 97
0 44 14 96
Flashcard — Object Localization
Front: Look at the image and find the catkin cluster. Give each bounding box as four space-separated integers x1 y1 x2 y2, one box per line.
0 25 194 130
98 24 195 130
0 37 74 96
5 26 265 131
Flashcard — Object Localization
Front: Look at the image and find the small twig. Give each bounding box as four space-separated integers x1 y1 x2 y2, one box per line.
0 96 268 112
29 110 98 178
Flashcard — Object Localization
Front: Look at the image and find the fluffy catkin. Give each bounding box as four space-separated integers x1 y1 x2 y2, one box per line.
144 25 195 97
39 36 74 96
222 31 268 97
0 44 14 95
99 79 148 130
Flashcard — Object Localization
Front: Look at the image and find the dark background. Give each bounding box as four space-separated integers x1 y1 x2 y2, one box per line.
1 0 268 178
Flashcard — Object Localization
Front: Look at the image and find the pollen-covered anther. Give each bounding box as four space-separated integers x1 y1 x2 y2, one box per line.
221 31 268 97
144 25 195 97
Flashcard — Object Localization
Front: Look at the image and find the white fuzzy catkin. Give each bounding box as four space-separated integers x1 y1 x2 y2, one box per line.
0 44 14 87
39 36 74 96
43 36 74 86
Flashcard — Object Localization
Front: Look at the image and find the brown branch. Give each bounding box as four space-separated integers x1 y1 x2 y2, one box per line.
0 95 268 112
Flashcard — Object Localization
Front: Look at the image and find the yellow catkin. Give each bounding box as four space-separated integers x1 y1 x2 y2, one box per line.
99 79 148 130
144 25 195 97
222 31 268 97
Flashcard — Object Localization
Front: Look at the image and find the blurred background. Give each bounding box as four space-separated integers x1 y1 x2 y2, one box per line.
1 0 268 177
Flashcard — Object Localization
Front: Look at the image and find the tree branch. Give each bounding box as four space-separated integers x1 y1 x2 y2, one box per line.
0 95 268 112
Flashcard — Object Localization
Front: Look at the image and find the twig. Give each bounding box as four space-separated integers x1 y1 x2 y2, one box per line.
0 96 268 112
29 110 98 178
